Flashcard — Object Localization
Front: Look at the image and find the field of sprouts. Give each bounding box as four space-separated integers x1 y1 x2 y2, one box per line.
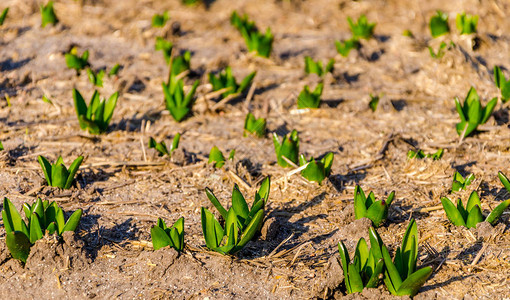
0 0 510 298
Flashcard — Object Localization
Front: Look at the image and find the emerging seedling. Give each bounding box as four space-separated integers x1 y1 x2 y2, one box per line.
273 129 299 167
244 112 266 138
407 149 444 160
354 185 395 227
201 177 270 254
493 66 510 103
2 197 82 263
65 48 89 75
208 67 256 98
0 141 3 151
455 87 497 138
73 89 119 134
337 227 385 294
368 93 380 112
348 15 376 40
456 12 478 34
41 1 58 28
87 69 104 87
155 37 173 65
297 83 323 109
441 191 510 228
335 38 360 57
299 152 334 184
381 219 433 296
148 133 180 157
152 11 169 28
162 76 199 122
230 11 273 58
498 171 510 193
0 7 8 26
451 172 474 192
428 41 448 59
304 56 334 77
208 146 235 168
109 64 121 76
151 217 184 252
429 10 449 38
38 155 83 189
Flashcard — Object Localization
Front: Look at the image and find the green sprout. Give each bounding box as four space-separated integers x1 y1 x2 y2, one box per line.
2 197 82 263
152 11 169 28
208 146 235 168
428 41 447 59
298 152 334 184
493 66 510 103
148 133 180 157
381 219 433 296
155 37 173 65
407 149 444 160
0 141 3 151
38 155 83 189
455 87 497 138
348 15 376 40
40 1 58 28
429 10 450 38
451 172 474 192
273 129 299 167
201 177 270 254
304 56 334 77
369 93 379 112
109 64 121 76
151 217 184 252
441 191 510 229
73 89 119 134
354 185 395 227
337 227 385 294
498 171 510 193
402 29 414 37
297 83 323 109
244 112 266 138
208 67 256 99
456 12 478 34
65 48 89 75
162 76 199 122
335 38 360 57
86 69 104 87
182 0 200 5
230 11 273 58
0 7 8 26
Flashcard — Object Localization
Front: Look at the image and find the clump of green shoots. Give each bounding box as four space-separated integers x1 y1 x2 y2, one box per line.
407 149 444 160
230 11 273 58
493 66 510 103
151 217 184 252
338 227 385 294
451 172 474 192
244 112 266 138
162 76 199 122
368 93 380 112
41 1 58 28
73 89 119 134
456 12 478 34
455 87 497 138
152 11 169 28
273 130 299 167
208 67 256 99
429 10 449 38
149 133 180 157
201 177 270 254
304 56 334 77
428 41 447 59
208 146 235 168
441 191 510 229
38 155 83 189
297 83 323 109
86 64 121 87
155 37 192 77
335 15 375 57
2 197 82 263
299 153 334 184
335 38 360 57
0 7 8 26
65 47 89 75
354 185 395 227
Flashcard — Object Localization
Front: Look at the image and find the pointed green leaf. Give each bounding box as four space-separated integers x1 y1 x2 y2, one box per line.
151 225 172 250
6 231 31 263
201 208 224 250
235 209 264 251
382 245 402 295
486 199 510 225
441 197 466 227
38 155 53 186
232 184 250 221
2 198 28 236
466 191 481 212
396 267 433 296
64 156 83 189
498 171 510 192
61 209 82 233
205 188 228 219
29 213 43 244
354 185 367 219
466 205 483 228
347 263 364 294
366 200 388 227
366 258 384 288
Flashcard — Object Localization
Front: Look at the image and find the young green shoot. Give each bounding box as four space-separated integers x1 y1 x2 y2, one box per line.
208 146 235 168
244 112 266 138
65 47 90 75
38 155 83 189
151 217 184 252
338 227 385 294
109 64 121 76
304 56 334 77
429 10 449 38
155 37 173 65
2 197 82 263
162 76 199 122
455 87 497 138
407 148 444 160
441 191 510 228
201 177 270 254
273 129 299 167
428 41 447 59
297 83 323 109
299 152 334 184
208 67 256 99
498 171 510 193
73 89 119 134
348 15 376 40
451 172 474 192
456 12 478 34
41 1 58 28
335 38 360 57
354 185 395 227
152 11 169 28
493 66 510 103
148 133 180 157
230 11 273 58
0 7 8 26
369 93 380 112
87 69 104 87
0 141 4 151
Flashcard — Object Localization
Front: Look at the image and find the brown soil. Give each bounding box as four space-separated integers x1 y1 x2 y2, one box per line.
1 0 510 299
